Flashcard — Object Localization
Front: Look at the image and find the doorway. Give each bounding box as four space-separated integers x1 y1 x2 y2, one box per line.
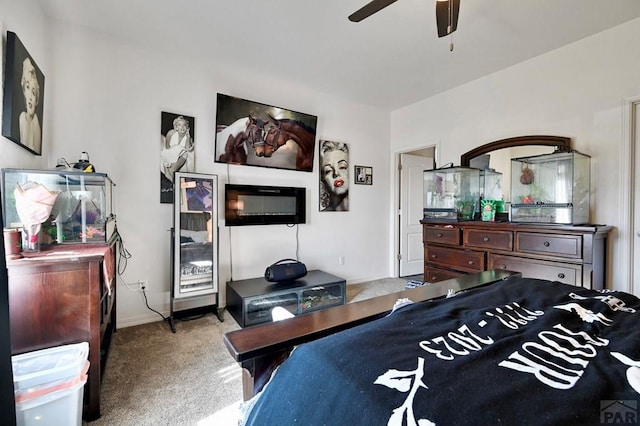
397 148 435 278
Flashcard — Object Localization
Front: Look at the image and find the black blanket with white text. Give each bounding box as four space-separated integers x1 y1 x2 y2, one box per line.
243 277 640 425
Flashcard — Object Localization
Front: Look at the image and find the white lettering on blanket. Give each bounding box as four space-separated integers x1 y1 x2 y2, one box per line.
485 302 544 330
553 303 613 325
418 324 494 361
374 291 639 425
498 324 609 389
568 292 636 313
419 302 543 360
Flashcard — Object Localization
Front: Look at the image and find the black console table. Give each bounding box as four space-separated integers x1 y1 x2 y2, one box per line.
226 270 346 328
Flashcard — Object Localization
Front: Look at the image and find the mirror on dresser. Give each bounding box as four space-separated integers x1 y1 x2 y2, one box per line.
421 135 611 290
459 135 571 206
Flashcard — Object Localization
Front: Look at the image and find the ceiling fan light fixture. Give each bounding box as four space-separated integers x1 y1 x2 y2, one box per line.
348 0 460 51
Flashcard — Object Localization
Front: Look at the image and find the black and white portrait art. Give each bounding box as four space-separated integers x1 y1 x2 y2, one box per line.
1 31 45 155
319 140 349 211
160 112 195 203
355 166 373 185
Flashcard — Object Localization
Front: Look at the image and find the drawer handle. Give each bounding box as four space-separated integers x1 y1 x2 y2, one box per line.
483 236 490 242
431 254 437 259
468 260 474 265
500 264 507 269
436 233 443 238
431 276 437 281
544 241 550 247
558 273 565 279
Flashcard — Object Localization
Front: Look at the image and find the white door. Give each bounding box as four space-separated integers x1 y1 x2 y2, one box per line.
399 154 434 277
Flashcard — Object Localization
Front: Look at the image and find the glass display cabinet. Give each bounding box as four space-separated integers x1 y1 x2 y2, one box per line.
480 169 503 204
423 166 481 221
510 150 590 224
1 168 115 250
169 172 221 331
479 169 505 219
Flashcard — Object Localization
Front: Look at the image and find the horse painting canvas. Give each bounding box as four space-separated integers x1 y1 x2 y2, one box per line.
215 115 268 165
263 115 316 171
215 93 317 172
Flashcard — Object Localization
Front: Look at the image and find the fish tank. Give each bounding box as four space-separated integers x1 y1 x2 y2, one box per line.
1 168 116 248
509 150 590 224
480 168 504 213
423 166 480 221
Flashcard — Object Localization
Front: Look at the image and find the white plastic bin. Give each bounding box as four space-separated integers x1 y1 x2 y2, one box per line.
12 342 89 426
12 342 89 393
14 375 87 426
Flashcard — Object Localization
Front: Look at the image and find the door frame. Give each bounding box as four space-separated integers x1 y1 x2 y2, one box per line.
621 95 639 295
392 142 440 278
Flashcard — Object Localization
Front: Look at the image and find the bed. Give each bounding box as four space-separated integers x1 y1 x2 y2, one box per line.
224 270 640 425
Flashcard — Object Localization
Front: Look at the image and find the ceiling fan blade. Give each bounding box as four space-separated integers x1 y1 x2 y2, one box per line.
436 0 460 37
348 0 399 22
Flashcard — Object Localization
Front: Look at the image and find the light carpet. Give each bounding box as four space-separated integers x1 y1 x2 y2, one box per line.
88 277 410 425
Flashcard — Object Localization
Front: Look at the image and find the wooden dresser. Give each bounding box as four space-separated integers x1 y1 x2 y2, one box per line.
421 221 611 290
7 242 117 421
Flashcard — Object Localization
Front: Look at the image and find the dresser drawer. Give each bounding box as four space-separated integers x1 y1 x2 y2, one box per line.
516 232 582 259
426 246 485 273
489 254 580 286
424 266 464 283
424 226 461 246
464 229 513 251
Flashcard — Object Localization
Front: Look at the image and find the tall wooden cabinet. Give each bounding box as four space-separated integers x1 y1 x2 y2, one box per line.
421 221 612 290
7 242 117 421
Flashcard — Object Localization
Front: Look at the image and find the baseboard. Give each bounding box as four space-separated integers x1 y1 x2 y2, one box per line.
346 275 394 285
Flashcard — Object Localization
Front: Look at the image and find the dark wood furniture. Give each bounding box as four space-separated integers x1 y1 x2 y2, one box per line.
224 270 518 400
422 221 611 289
7 242 117 421
459 135 571 167
226 270 346 328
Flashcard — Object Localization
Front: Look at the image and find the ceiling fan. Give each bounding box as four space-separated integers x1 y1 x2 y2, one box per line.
348 0 460 38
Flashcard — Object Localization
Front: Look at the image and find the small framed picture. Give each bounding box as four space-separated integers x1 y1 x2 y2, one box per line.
354 166 373 185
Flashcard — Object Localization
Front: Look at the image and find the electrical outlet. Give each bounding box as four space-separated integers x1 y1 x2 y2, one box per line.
138 280 148 292
338 256 345 265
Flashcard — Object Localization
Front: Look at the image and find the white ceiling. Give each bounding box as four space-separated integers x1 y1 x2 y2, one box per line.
39 0 640 111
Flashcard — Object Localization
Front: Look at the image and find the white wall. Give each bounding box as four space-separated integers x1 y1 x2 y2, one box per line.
1 2 392 327
42 22 390 326
391 17 640 294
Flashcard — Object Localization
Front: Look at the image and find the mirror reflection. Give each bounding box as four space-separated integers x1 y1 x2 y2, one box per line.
173 172 218 298
475 145 556 204
460 136 570 206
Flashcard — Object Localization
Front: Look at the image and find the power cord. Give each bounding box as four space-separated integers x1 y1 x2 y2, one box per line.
141 286 168 322
113 224 167 320
286 223 300 260
112 224 131 276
